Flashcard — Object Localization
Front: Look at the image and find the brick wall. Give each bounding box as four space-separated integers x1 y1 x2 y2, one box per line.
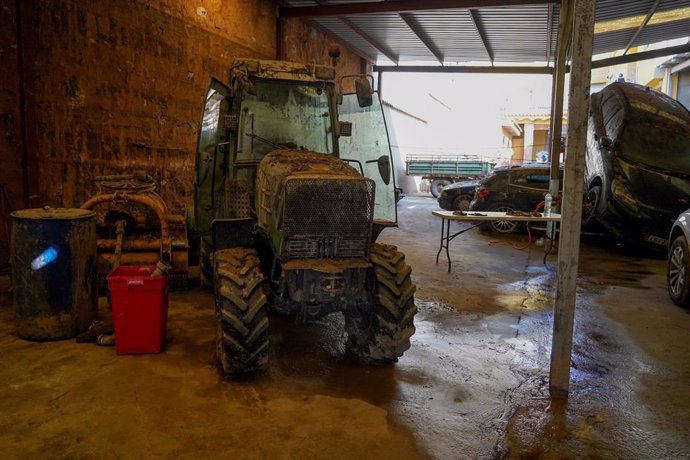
1 0 367 218
0 1 23 212
0 1 22 265
281 18 367 93
31 0 276 212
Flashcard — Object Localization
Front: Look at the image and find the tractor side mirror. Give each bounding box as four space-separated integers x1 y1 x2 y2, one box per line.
338 75 374 107
377 155 391 185
355 77 373 108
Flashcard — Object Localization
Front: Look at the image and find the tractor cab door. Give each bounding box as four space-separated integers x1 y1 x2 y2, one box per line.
194 78 230 237
338 91 397 224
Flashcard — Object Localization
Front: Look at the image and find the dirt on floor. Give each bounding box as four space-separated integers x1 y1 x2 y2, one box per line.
1 195 689 459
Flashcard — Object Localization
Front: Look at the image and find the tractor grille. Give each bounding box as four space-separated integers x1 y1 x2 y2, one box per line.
282 178 374 259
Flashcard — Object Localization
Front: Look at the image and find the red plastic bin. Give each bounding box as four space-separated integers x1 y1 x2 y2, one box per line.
107 265 169 355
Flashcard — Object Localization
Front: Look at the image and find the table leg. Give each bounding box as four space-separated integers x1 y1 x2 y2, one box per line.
543 221 558 264
445 219 452 273
436 218 446 264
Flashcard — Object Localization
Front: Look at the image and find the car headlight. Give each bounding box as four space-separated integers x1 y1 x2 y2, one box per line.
611 178 639 214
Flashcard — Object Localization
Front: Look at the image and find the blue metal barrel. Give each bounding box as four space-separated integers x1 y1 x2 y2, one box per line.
11 208 98 341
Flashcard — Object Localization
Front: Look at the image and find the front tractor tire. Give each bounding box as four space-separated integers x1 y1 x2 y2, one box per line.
214 248 269 375
347 244 417 364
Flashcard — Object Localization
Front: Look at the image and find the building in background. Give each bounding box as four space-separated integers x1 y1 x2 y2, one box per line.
591 38 690 104
502 110 568 164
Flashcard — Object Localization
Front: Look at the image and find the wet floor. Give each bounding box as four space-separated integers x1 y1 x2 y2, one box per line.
1 195 689 459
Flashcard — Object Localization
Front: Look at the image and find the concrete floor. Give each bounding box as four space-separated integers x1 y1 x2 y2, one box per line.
1 195 689 459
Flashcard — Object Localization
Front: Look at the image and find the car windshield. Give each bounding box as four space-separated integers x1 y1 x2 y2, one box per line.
237 80 335 161
619 99 690 175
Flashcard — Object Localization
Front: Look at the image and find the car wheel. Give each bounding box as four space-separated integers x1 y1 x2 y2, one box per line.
430 179 451 198
668 235 690 308
487 203 520 234
453 194 472 212
582 184 601 226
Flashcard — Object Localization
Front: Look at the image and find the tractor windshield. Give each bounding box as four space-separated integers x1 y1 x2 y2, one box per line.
339 91 397 224
237 80 336 161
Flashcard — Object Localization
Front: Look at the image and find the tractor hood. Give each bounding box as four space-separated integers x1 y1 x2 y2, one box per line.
256 150 375 259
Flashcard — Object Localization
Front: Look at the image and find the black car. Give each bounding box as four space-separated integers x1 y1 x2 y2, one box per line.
470 163 563 233
584 83 690 249
437 179 479 211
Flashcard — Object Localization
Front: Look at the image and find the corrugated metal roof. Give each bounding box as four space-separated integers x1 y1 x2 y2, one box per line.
282 1 690 66
402 10 491 62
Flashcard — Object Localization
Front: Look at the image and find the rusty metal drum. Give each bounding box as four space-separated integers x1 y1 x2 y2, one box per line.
10 208 98 341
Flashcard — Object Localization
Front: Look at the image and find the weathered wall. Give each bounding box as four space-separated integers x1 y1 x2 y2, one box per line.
0 1 23 212
281 18 367 93
0 1 23 265
30 0 276 212
3 1 368 220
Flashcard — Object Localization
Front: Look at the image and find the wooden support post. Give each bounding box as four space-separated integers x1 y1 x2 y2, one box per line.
548 0 572 198
549 0 595 399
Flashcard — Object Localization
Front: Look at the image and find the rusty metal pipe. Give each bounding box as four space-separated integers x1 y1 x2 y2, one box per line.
98 240 160 251
126 214 184 227
97 239 188 251
80 193 169 240
80 193 172 261
167 215 185 224
114 219 125 269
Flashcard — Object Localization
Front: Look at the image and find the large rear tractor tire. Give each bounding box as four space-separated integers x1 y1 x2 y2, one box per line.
346 244 417 364
214 248 269 375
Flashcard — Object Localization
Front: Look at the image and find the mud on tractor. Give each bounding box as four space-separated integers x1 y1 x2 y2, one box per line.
192 59 417 375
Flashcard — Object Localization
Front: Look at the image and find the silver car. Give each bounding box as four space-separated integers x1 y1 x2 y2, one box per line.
668 210 690 307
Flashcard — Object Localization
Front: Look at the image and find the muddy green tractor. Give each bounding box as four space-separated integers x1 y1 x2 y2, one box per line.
192 59 416 375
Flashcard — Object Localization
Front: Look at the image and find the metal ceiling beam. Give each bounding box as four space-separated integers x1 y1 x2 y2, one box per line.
399 13 444 64
372 43 690 73
280 0 557 18
623 0 661 55
588 42 690 69
339 16 400 64
468 9 494 64
373 65 554 74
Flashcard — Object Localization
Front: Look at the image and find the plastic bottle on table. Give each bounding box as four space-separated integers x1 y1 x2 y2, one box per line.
544 192 552 217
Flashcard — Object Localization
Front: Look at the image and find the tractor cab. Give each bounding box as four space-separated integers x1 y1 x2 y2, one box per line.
193 59 397 245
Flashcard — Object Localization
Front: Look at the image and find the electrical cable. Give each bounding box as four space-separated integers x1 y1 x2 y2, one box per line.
487 200 546 251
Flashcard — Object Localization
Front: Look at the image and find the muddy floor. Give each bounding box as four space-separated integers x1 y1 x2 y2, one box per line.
1 195 689 459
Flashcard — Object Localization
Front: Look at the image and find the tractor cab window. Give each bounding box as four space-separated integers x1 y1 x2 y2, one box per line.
195 78 229 234
338 91 397 224
237 81 335 162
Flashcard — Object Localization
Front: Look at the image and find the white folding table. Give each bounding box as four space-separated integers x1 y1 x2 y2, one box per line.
432 210 562 272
